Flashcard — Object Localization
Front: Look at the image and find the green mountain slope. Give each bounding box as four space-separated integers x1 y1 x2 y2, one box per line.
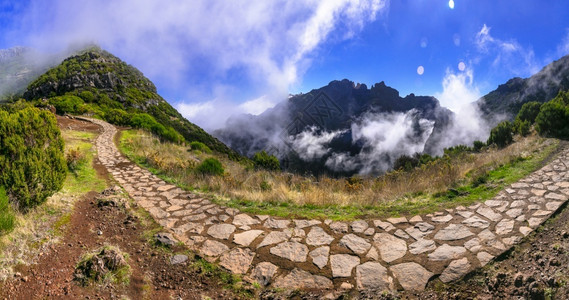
23 47 241 160
477 54 569 122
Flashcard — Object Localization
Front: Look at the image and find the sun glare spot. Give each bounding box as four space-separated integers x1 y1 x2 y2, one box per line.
449 0 455 9
458 61 466 71
417 66 425 75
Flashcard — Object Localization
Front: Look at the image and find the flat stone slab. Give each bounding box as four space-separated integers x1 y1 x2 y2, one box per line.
233 230 264 246
207 224 236 240
339 234 371 255
309 246 330 269
374 233 407 263
440 257 471 283
219 248 255 274
306 226 334 246
270 241 308 262
273 268 333 290
330 254 360 277
428 244 467 261
252 262 278 286
201 240 229 257
409 239 436 255
356 262 393 290
390 262 433 291
434 224 474 241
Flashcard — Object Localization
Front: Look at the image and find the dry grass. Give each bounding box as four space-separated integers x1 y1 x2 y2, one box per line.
120 129 554 210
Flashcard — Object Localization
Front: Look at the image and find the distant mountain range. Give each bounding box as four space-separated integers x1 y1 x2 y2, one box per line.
216 54 569 175
4 44 569 176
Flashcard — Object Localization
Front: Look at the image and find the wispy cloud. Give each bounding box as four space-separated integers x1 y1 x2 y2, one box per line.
474 24 539 76
8 0 389 128
556 28 569 57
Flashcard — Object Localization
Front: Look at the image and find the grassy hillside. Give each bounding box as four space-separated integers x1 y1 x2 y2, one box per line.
23 46 242 160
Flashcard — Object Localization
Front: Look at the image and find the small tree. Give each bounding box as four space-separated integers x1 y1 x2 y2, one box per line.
535 99 569 138
252 151 280 171
196 158 224 176
516 101 542 123
487 121 513 148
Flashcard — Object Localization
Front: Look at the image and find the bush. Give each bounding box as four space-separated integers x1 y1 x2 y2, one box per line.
0 107 67 211
129 113 184 143
393 154 419 171
487 121 513 148
513 118 531 136
50 95 86 115
0 186 15 235
252 151 280 171
66 147 87 173
472 140 485 152
105 108 130 126
189 141 212 153
444 144 472 156
516 101 542 123
196 158 224 176
535 91 569 139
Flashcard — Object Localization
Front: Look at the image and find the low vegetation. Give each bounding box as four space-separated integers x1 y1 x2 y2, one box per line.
74 245 131 286
0 187 15 234
0 106 67 211
120 127 557 219
0 125 107 280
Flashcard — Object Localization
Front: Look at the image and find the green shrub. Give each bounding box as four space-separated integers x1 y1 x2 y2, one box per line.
516 101 542 123
393 154 419 171
190 141 212 153
0 186 15 235
50 95 86 115
487 121 514 148
444 144 472 156
535 91 569 139
252 151 280 171
129 113 183 143
0 107 67 211
104 108 130 126
513 118 531 136
472 140 485 152
196 158 224 176
79 91 95 103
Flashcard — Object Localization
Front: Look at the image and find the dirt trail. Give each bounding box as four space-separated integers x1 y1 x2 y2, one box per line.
1 117 243 300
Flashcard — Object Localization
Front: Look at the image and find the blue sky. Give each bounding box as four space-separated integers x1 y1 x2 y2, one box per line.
1 0 569 130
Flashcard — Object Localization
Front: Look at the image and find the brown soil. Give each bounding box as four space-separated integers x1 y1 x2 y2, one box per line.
1 117 245 300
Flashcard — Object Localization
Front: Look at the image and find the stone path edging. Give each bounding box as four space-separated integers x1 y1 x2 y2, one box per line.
85 117 569 292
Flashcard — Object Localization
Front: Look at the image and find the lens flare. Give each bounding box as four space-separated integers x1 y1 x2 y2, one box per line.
449 0 455 9
458 61 466 71
417 65 425 75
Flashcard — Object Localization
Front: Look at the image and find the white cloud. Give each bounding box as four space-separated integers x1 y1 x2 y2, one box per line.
433 67 489 152
290 127 345 161
10 0 389 129
238 95 277 116
557 28 569 57
474 24 539 76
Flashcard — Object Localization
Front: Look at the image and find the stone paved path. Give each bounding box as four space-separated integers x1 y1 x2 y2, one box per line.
86 117 569 292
